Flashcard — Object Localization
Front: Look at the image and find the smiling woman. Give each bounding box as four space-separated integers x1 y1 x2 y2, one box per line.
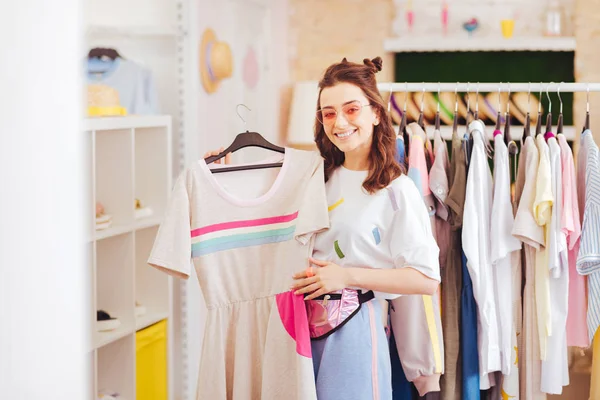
290 57 442 400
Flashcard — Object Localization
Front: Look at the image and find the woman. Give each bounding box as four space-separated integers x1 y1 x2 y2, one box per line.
206 57 440 399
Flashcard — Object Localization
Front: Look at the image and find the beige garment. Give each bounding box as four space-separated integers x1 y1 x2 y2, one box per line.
148 149 329 400
533 135 554 361
512 136 547 400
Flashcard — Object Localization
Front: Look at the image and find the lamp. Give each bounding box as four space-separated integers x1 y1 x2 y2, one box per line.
287 81 320 148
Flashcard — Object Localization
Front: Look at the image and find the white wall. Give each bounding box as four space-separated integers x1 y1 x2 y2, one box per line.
0 1 89 399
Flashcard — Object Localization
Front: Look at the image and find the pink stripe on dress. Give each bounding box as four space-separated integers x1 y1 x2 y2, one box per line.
191 211 299 237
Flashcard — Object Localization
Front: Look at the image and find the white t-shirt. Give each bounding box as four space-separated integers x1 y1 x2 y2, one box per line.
541 136 570 394
312 167 441 300
462 120 502 384
490 135 522 378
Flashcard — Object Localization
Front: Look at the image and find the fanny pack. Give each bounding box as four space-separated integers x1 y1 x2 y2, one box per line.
305 289 375 340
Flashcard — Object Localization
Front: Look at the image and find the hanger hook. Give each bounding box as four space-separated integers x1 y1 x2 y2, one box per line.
404 82 408 111
507 83 511 114
236 104 251 127
455 82 459 113
546 82 553 113
466 81 470 113
498 82 502 111
420 82 425 112
437 82 441 113
387 83 393 112
527 82 531 113
475 82 480 114
587 84 591 113
557 81 563 114
539 82 543 113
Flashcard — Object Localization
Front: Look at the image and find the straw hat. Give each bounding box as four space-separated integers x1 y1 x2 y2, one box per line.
200 28 233 94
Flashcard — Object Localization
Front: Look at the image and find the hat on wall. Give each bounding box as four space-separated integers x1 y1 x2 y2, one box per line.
200 28 233 94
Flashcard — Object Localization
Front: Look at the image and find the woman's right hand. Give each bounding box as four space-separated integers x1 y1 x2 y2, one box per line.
203 147 232 164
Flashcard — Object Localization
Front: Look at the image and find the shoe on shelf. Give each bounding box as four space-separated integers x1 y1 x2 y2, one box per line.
96 310 121 332
134 198 153 220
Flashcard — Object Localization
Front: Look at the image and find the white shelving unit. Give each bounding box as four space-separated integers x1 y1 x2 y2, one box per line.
86 115 173 400
384 36 577 52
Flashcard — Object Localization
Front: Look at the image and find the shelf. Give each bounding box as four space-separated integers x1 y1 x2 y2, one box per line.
384 36 576 53
136 310 169 331
95 216 163 240
86 24 180 38
95 324 134 350
84 115 172 131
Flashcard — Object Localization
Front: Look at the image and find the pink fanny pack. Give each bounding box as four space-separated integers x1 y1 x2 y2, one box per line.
306 289 375 340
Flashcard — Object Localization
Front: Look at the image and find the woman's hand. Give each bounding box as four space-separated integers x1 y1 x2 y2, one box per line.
203 147 232 164
291 258 351 300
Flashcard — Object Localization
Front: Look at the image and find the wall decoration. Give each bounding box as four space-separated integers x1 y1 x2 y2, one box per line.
200 28 233 94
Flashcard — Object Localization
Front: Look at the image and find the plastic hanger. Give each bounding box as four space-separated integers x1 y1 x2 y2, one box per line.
88 47 121 60
434 82 441 130
556 82 564 135
523 82 532 140
494 83 503 134
474 82 480 120
544 83 554 141
417 83 426 130
465 82 472 126
503 83 511 146
401 82 410 158
452 83 459 137
204 104 284 173
584 84 591 132
535 84 543 136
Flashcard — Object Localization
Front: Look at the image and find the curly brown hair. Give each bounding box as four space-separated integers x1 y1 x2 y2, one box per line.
314 57 403 194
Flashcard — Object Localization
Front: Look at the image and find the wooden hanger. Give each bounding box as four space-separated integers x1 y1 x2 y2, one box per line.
204 105 285 173
535 85 543 136
556 82 564 135
584 85 591 132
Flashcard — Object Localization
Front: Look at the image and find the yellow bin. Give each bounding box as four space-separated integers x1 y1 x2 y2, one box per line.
136 319 168 400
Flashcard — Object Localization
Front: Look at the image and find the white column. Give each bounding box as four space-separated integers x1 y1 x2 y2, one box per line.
0 1 89 399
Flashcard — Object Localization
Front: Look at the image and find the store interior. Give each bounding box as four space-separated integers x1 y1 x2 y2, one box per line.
4 0 600 399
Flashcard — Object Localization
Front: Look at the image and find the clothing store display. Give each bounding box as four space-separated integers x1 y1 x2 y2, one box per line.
462 120 501 388
540 136 570 394
148 149 328 400
512 136 546 400
490 133 521 397
312 163 441 399
87 57 159 115
388 123 444 397
97 310 120 332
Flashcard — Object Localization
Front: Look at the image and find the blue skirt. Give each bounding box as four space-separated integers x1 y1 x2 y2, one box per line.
311 299 392 400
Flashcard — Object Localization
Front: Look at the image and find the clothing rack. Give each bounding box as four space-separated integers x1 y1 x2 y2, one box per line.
377 82 600 93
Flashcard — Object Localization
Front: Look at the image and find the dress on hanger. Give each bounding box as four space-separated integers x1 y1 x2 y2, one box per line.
148 149 329 400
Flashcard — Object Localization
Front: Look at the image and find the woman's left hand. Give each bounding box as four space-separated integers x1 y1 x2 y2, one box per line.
291 258 351 300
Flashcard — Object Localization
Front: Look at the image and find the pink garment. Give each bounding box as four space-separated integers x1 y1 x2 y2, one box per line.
558 135 587 347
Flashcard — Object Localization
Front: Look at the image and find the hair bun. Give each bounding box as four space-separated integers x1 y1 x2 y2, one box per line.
363 57 383 73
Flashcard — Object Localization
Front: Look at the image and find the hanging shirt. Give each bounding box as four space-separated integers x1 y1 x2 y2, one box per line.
533 134 553 361
87 57 160 115
540 136 569 394
559 134 585 348
147 149 329 400
462 120 501 386
490 134 521 398
441 129 467 400
512 136 546 400
430 128 451 270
